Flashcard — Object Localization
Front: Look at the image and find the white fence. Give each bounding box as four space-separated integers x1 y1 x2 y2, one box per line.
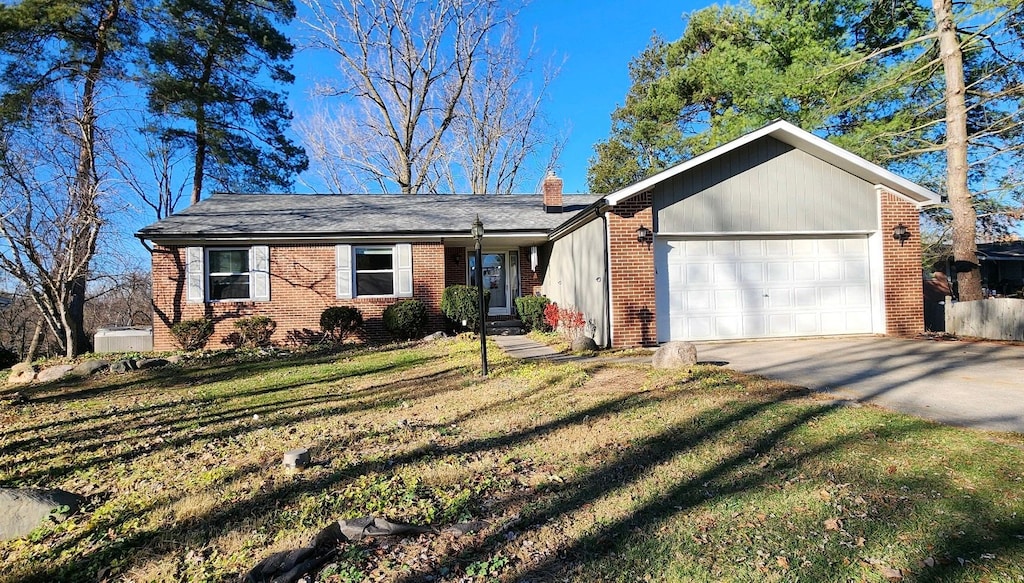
945 298 1024 341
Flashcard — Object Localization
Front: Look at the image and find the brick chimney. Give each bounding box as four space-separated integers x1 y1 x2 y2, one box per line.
542 171 563 213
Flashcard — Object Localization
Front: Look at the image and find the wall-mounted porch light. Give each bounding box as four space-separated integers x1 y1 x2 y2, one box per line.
636 225 653 244
892 223 911 246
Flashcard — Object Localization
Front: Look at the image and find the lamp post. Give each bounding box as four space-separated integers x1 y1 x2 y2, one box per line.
471 215 488 376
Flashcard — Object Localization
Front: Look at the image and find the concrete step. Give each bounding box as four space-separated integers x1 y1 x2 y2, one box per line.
486 319 524 336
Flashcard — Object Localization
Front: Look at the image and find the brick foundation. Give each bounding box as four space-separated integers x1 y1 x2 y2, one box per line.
880 190 925 336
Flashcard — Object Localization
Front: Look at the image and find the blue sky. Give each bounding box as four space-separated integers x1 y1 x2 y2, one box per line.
515 1 699 193
289 0 703 194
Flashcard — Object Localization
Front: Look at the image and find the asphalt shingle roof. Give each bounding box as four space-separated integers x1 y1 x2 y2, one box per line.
137 193 600 240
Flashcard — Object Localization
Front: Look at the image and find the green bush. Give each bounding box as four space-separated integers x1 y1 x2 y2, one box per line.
320 306 364 343
383 299 429 340
232 316 277 348
170 318 214 351
441 285 490 332
514 295 551 332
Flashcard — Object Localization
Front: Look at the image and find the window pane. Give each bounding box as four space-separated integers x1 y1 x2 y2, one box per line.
356 272 394 296
210 275 250 300
209 250 248 274
355 248 393 271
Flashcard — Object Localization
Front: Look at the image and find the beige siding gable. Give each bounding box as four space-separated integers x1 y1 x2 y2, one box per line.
655 137 879 234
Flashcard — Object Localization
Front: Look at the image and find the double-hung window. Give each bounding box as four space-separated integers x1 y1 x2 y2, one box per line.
335 243 413 299
207 248 251 300
184 246 270 303
354 247 395 296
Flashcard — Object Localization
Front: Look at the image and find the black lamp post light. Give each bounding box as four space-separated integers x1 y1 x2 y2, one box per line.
471 215 488 376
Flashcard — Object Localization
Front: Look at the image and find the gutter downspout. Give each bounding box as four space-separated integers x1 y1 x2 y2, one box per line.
603 210 614 348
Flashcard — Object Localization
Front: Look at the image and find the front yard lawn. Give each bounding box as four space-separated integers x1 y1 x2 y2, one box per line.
1 338 1023 582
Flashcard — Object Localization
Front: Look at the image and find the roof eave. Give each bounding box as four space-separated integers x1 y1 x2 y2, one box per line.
603 120 941 207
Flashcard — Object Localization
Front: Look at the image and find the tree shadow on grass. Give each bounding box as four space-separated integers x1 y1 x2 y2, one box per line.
5 356 1024 583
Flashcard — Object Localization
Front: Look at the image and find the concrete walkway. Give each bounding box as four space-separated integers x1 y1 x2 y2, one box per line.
695 336 1024 434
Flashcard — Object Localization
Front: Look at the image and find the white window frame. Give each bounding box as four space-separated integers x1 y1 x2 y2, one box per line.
354 246 396 298
206 247 253 302
337 243 413 299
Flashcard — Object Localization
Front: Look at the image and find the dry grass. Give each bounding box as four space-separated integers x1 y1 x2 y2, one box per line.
1 339 1023 582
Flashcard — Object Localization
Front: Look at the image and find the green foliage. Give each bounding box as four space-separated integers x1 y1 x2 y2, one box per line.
465 555 509 579
383 299 428 340
586 0 935 193
441 285 490 332
514 295 551 332
170 318 214 351
232 316 276 348
143 0 308 199
320 306 364 344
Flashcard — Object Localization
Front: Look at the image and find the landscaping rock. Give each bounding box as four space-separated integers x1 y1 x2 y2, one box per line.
422 331 445 341
6 363 35 385
652 341 698 369
0 488 85 541
136 358 169 370
164 355 183 365
72 360 109 377
36 364 75 383
282 448 311 469
109 359 137 374
571 336 599 352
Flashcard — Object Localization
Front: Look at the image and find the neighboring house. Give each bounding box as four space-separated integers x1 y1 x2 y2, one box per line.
977 241 1024 297
137 120 939 351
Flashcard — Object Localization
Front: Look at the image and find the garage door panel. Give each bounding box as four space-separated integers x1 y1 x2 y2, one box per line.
658 236 875 342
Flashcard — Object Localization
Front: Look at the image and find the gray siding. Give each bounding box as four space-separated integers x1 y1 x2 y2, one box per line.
655 137 879 234
542 218 609 347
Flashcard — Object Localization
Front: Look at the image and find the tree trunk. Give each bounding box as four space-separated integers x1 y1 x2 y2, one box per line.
24 320 43 363
933 0 982 301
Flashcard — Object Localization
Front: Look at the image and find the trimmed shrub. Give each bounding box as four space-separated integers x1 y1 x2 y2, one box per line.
441 285 491 332
383 299 429 340
170 318 214 351
320 306 364 343
233 316 277 348
514 295 551 332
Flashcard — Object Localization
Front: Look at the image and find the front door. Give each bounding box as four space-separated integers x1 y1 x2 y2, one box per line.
468 250 519 316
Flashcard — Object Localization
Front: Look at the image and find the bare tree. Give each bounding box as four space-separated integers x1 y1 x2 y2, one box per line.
300 0 558 194
0 119 103 358
109 115 190 221
435 28 564 193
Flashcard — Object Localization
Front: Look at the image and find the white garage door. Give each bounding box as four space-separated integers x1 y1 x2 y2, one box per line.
656 237 875 341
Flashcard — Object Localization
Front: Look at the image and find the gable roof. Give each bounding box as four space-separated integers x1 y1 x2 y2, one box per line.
603 120 941 207
137 192 599 242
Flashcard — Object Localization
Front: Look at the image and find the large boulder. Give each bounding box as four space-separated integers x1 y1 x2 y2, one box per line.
72 360 109 377
0 488 85 541
570 336 599 353
136 358 169 370
652 342 698 369
6 363 35 386
36 364 75 383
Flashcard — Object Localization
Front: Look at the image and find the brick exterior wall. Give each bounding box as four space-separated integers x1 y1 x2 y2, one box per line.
519 246 542 296
880 189 925 336
444 247 466 288
607 192 657 347
151 242 446 351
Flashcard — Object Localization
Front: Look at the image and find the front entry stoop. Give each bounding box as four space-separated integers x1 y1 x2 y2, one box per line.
485 319 524 336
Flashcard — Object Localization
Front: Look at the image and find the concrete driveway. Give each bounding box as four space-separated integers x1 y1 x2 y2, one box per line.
695 336 1024 433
